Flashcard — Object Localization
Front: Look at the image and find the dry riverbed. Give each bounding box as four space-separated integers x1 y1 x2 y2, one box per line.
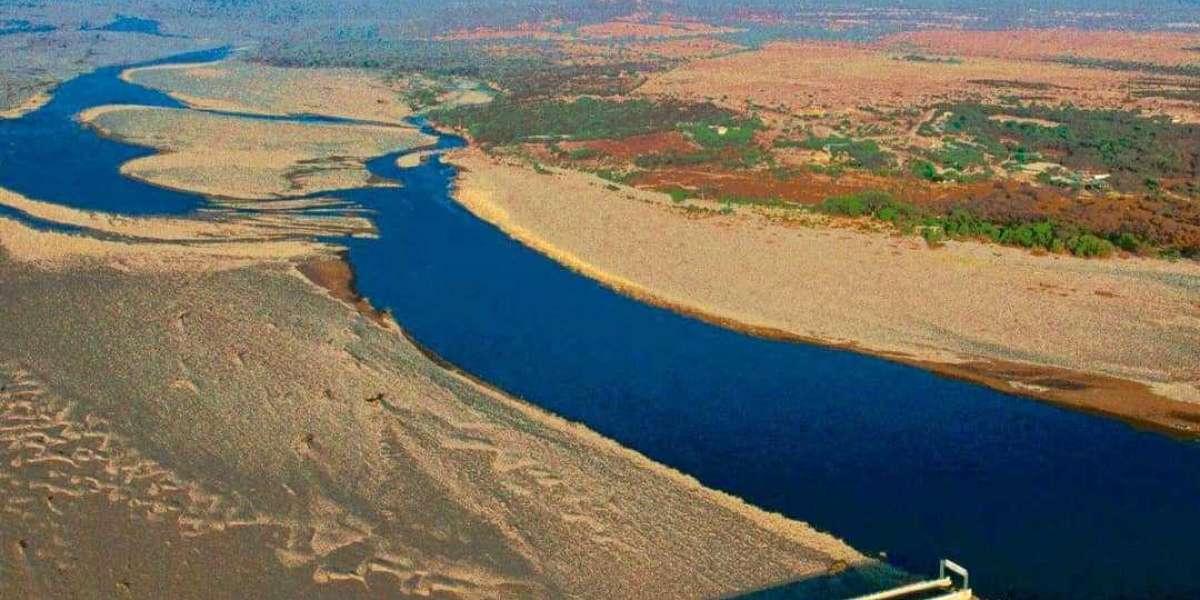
448 148 1200 436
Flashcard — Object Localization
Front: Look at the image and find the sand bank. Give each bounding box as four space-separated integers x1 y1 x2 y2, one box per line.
122 59 415 123
447 148 1200 436
0 90 50 119
81 105 433 200
0 193 889 598
0 186 373 242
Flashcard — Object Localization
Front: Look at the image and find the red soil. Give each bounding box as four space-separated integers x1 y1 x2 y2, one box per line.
565 131 701 162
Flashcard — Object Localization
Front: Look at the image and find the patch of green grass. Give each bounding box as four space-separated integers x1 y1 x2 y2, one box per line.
817 190 898 218
682 117 763 149
403 83 446 110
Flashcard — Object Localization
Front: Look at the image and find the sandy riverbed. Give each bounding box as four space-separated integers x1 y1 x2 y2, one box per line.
447 147 1200 436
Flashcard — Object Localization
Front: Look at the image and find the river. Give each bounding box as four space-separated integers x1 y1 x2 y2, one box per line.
2 49 1199 599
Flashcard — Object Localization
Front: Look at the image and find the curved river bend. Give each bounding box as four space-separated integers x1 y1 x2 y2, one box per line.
2 50 1198 600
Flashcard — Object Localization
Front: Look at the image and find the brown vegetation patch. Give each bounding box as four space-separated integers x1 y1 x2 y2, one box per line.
575 19 739 39
631 164 1200 249
568 131 700 162
948 181 1200 250
633 168 855 204
558 37 743 62
633 166 979 207
297 255 392 328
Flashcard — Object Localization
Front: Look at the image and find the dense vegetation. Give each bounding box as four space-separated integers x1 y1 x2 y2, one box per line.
931 102 1200 193
815 190 1157 258
429 97 740 145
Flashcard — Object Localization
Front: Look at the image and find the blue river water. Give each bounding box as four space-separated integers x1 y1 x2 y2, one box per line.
2 50 1199 599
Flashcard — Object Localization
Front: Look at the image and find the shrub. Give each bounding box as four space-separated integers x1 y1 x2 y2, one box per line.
666 188 690 203
1112 232 1142 252
568 147 600 160
815 194 1139 259
997 221 1055 248
910 160 942 182
1067 234 1115 257
921 227 946 246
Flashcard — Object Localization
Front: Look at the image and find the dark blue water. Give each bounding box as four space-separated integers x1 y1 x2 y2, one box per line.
0 48 229 215
346 122 1200 600
3 52 1200 599
88 15 170 37
0 19 55 37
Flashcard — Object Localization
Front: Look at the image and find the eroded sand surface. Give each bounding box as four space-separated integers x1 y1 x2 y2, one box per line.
448 148 1200 435
81 105 433 200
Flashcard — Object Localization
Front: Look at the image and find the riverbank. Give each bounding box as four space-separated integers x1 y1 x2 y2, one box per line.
0 91 51 119
446 147 1200 437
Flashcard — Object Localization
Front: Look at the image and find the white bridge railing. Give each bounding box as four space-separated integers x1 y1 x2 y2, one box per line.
848 559 971 600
